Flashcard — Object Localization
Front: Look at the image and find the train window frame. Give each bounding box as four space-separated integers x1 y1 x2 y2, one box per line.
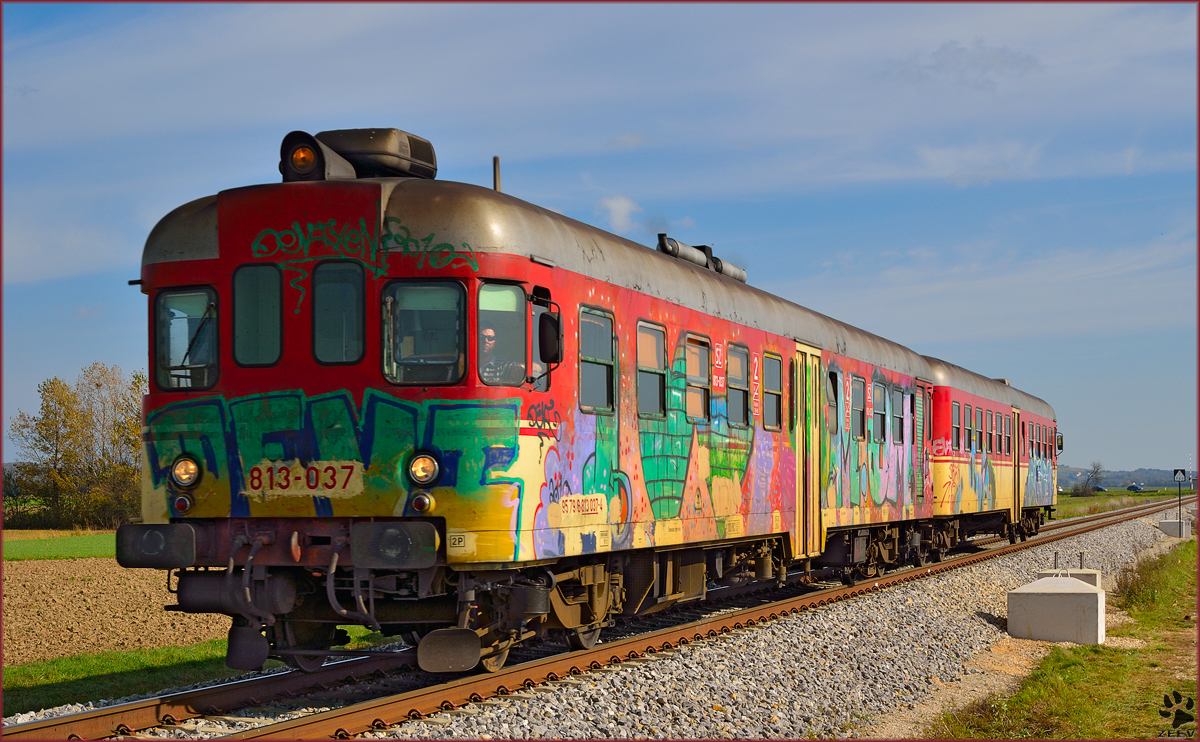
381 279 466 386
975 407 984 453
578 306 615 414
788 358 796 432
892 388 904 444
478 282 530 387
684 334 711 421
986 410 994 454
312 260 365 366
529 287 552 392
727 344 751 428
763 352 782 431
636 321 667 419
872 382 887 443
233 264 282 368
851 376 866 440
952 402 961 451
155 285 219 391
1005 414 1012 456
826 371 839 434
964 405 973 452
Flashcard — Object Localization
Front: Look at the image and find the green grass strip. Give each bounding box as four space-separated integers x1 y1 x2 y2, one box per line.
927 540 1198 739
3 534 116 561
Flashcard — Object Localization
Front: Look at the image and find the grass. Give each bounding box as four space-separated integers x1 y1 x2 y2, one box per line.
2 528 116 542
1052 493 1179 520
926 540 1198 738
1 625 391 718
2 533 116 561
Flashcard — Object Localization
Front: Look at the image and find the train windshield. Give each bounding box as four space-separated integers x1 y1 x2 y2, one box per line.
155 288 218 390
382 281 465 384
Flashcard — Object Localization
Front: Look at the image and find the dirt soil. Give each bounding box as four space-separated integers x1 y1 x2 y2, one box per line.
2 558 228 667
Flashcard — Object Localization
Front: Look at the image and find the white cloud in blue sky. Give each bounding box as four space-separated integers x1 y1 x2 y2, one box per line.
3 2 1196 470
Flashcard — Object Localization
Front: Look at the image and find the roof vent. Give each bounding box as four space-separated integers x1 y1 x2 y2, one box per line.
657 234 747 283
993 378 1011 386
315 128 437 179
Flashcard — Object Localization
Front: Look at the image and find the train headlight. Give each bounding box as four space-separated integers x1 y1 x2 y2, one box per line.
171 457 201 488
408 453 440 486
290 145 317 173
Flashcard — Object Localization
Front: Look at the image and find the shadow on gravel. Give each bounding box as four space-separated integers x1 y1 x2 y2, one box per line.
974 611 1007 630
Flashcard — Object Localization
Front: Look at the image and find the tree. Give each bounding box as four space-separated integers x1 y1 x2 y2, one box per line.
7 364 147 528
1083 461 1105 493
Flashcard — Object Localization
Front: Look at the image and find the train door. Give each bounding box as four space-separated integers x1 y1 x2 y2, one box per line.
1011 408 1022 523
913 381 931 503
794 343 822 557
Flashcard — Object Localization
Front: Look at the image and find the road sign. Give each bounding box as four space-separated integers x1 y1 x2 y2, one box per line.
1174 469 1187 483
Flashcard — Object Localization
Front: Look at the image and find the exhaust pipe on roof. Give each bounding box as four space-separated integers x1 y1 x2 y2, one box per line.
657 234 747 283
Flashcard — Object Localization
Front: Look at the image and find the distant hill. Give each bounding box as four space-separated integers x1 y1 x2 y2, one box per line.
1058 466 1195 488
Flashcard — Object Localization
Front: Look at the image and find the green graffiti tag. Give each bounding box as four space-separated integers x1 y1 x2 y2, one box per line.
250 215 480 312
380 217 480 272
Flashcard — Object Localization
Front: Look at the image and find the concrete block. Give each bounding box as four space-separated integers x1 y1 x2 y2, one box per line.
1036 569 1101 587
1007 576 1105 645
1157 520 1193 538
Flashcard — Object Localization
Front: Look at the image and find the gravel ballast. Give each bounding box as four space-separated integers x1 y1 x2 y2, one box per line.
4 510 1188 738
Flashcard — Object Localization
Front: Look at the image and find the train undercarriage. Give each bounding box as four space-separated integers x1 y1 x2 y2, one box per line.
121 518 791 673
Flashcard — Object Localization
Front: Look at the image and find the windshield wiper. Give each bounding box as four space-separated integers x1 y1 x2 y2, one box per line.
181 302 216 365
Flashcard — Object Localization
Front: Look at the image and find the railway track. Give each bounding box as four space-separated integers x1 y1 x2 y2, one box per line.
6 496 1192 741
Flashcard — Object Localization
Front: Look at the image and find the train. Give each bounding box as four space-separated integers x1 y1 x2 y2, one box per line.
117 127 1062 674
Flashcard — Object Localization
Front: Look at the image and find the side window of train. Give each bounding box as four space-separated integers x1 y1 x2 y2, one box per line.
892 388 904 444
479 283 529 387
155 287 218 391
1005 414 1012 456
579 308 614 413
382 281 465 385
975 407 984 452
685 336 711 420
952 402 961 450
826 371 839 434
763 353 782 430
872 382 886 443
233 264 281 367
986 410 994 454
964 405 973 451
529 287 552 392
313 261 364 365
788 359 796 432
727 345 750 426
637 322 667 417
851 377 866 440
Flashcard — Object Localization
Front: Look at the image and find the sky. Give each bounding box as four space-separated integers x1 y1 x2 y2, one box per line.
3 3 1196 472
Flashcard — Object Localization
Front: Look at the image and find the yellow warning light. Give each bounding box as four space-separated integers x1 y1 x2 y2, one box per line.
291 146 317 171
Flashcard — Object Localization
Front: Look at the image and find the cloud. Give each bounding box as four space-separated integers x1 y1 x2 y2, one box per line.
876 37 1044 92
915 140 1044 186
596 195 643 233
607 134 645 149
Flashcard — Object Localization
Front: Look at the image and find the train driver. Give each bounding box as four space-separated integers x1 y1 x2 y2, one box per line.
478 326 526 384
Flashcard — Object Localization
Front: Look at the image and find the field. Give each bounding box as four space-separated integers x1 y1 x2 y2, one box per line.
2 533 116 561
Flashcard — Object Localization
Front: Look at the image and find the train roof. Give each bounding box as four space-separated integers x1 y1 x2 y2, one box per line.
383 177 935 381
923 356 1056 420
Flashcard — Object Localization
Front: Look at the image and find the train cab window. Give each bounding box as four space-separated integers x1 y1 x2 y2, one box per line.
313 261 364 364
233 265 281 366
579 309 614 411
155 287 218 390
892 388 904 444
763 354 782 430
685 336 710 420
975 408 984 452
382 281 465 385
952 402 961 450
872 382 887 443
479 284 529 386
529 290 552 392
1005 414 1012 456
960 403 969 451
986 410 994 454
727 345 750 426
851 377 866 439
637 323 666 417
826 372 840 434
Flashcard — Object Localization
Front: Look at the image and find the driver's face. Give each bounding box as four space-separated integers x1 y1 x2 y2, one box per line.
480 329 496 351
